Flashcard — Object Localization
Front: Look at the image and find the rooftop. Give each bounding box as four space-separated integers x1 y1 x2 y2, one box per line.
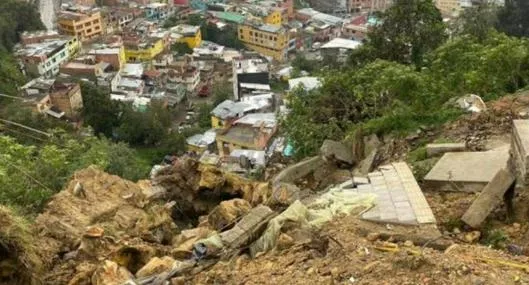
321 38 362 50
297 8 344 25
170 25 200 36
288 77 322 91
211 100 252 120
16 39 68 58
122 63 144 78
187 130 217 147
234 58 269 74
118 78 144 89
209 11 246 24
234 113 277 128
229 149 266 167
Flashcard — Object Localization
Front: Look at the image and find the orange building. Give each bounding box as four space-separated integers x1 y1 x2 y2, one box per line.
58 10 103 42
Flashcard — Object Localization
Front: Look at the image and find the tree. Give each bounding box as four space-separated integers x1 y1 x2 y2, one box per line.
204 24 244 49
0 134 150 214
366 0 446 66
212 83 233 106
453 3 498 41
115 102 172 146
80 83 120 137
171 42 193 55
497 0 529 38
0 0 45 51
197 103 214 129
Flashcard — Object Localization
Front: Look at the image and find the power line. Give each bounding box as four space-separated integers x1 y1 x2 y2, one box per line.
0 125 50 143
0 156 53 193
0 118 51 137
0 94 24 100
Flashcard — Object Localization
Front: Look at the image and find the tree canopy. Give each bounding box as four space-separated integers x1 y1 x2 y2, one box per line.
497 0 529 38
367 0 446 66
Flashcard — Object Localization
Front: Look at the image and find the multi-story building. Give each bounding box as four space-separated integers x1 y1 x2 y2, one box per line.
49 82 84 119
170 25 202 48
57 9 103 41
166 65 201 92
238 23 289 62
144 2 174 21
215 113 277 156
20 31 81 59
123 34 165 62
16 39 76 78
232 57 270 100
88 46 127 71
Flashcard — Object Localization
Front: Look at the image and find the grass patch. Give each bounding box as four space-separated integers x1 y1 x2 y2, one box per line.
360 108 463 137
482 229 508 249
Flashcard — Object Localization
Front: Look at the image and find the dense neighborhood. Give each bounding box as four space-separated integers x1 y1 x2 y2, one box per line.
7 0 529 284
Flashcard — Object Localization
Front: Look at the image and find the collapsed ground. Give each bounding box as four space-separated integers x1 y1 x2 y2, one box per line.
1 92 529 285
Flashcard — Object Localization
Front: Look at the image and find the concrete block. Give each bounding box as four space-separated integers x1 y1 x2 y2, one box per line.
461 169 515 228
424 151 510 192
426 143 466 158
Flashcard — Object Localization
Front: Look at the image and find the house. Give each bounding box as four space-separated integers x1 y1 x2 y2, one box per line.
232 57 270 100
57 9 103 42
215 113 278 156
20 31 82 58
170 25 202 48
123 34 165 62
121 63 144 79
186 129 217 153
115 77 145 97
211 100 253 129
48 82 84 119
144 2 174 21
288 77 322 92
59 60 107 78
320 38 362 62
16 39 72 78
238 22 289 62
88 46 127 71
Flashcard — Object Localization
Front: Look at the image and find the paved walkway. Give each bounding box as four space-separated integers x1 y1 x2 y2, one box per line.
357 162 436 225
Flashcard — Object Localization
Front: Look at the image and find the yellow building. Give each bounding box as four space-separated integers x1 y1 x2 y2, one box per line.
263 9 283 26
171 25 202 48
238 23 289 62
66 36 82 58
58 10 103 42
124 38 165 62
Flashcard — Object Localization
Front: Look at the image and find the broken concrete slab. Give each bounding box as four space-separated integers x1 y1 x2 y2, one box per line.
511 120 529 185
320 140 355 165
219 205 275 251
361 162 436 226
426 143 466 158
424 150 510 192
272 156 325 187
461 169 515 228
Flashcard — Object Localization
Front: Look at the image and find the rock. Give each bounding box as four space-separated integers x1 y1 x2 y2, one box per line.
513 223 521 231
208 199 251 231
404 240 414 247
172 227 213 258
456 94 487 113
271 183 300 206
199 166 226 190
91 260 133 285
330 267 340 276
276 233 295 250
362 261 380 273
307 267 315 275
320 140 355 165
136 256 176 278
366 233 380 242
465 231 481 243
84 226 104 238
453 228 461 234
171 276 186 285
426 143 466 158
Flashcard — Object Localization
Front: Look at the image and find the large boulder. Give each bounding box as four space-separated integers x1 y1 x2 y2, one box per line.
136 256 177 278
208 199 252 231
320 140 355 165
171 227 213 259
91 260 133 285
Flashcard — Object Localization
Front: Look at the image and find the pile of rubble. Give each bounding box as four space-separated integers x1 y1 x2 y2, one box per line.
3 97 529 284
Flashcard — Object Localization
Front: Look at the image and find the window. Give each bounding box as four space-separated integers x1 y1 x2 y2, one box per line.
76 25 82 30
250 31 253 36
87 29 92 33
93 20 99 24
239 29 243 33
